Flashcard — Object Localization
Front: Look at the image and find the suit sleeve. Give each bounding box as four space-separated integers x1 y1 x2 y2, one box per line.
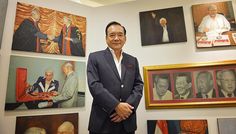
87 53 120 114
125 58 143 111
52 76 77 103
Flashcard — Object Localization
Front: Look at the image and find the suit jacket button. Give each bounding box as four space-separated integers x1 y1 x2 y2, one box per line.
121 84 124 88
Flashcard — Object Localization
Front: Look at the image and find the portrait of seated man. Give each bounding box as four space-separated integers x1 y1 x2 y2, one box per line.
195 71 216 98
217 69 236 98
174 72 194 99
198 4 231 35
192 1 236 48
152 74 173 100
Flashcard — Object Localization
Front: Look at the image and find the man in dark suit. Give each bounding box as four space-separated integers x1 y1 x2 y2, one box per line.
156 17 174 43
12 8 50 52
174 72 194 99
87 21 143 134
196 71 216 98
139 11 161 45
217 69 236 98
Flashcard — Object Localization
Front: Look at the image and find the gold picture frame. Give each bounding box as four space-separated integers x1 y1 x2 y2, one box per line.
143 60 236 109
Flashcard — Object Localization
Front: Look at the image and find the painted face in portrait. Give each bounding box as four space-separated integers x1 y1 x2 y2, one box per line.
32 9 41 22
176 76 191 96
45 71 53 81
220 71 236 94
208 5 218 18
156 78 169 96
197 73 213 94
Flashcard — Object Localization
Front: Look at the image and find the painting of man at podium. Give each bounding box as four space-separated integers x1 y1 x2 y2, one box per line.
192 1 236 48
5 55 86 111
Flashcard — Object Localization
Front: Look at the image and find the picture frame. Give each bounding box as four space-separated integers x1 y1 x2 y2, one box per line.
16 113 78 134
147 119 208 134
139 6 187 46
5 55 86 111
143 60 236 109
192 1 236 48
12 2 86 56
217 118 236 134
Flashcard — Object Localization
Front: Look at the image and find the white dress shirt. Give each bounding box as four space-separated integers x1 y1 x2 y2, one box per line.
109 47 123 78
198 14 231 33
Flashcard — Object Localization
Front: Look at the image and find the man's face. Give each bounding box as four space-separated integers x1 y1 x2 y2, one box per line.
156 78 169 96
62 66 68 75
57 127 73 134
106 25 126 52
45 72 53 81
63 17 71 26
197 73 212 94
32 11 40 21
208 8 217 18
160 19 167 27
175 76 189 95
220 71 236 94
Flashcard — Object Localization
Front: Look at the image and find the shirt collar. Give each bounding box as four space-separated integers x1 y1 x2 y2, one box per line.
108 47 123 62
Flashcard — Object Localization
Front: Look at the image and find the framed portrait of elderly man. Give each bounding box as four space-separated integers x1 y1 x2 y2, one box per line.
16 113 78 134
139 6 187 46
192 1 236 48
11 2 86 56
5 55 86 111
143 60 236 109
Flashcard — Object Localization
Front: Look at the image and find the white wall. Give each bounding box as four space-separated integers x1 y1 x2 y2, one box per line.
1 0 236 133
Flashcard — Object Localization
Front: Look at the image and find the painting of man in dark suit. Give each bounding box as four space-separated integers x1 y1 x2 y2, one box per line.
139 6 187 46
195 71 216 98
217 69 236 98
174 72 194 99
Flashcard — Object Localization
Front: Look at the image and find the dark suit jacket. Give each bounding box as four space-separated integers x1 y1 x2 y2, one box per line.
87 48 143 133
174 89 194 99
196 89 216 98
219 89 236 98
12 19 47 52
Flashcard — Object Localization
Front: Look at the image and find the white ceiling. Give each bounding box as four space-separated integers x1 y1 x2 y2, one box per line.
69 0 136 7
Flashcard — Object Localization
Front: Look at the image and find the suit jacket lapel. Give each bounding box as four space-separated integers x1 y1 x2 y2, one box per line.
121 54 127 82
104 48 121 81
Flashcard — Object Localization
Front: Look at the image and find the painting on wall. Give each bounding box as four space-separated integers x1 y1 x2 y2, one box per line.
16 113 78 134
143 60 236 109
147 120 208 134
12 2 86 56
5 55 86 110
218 118 236 134
0 0 8 48
139 6 187 46
192 1 236 48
